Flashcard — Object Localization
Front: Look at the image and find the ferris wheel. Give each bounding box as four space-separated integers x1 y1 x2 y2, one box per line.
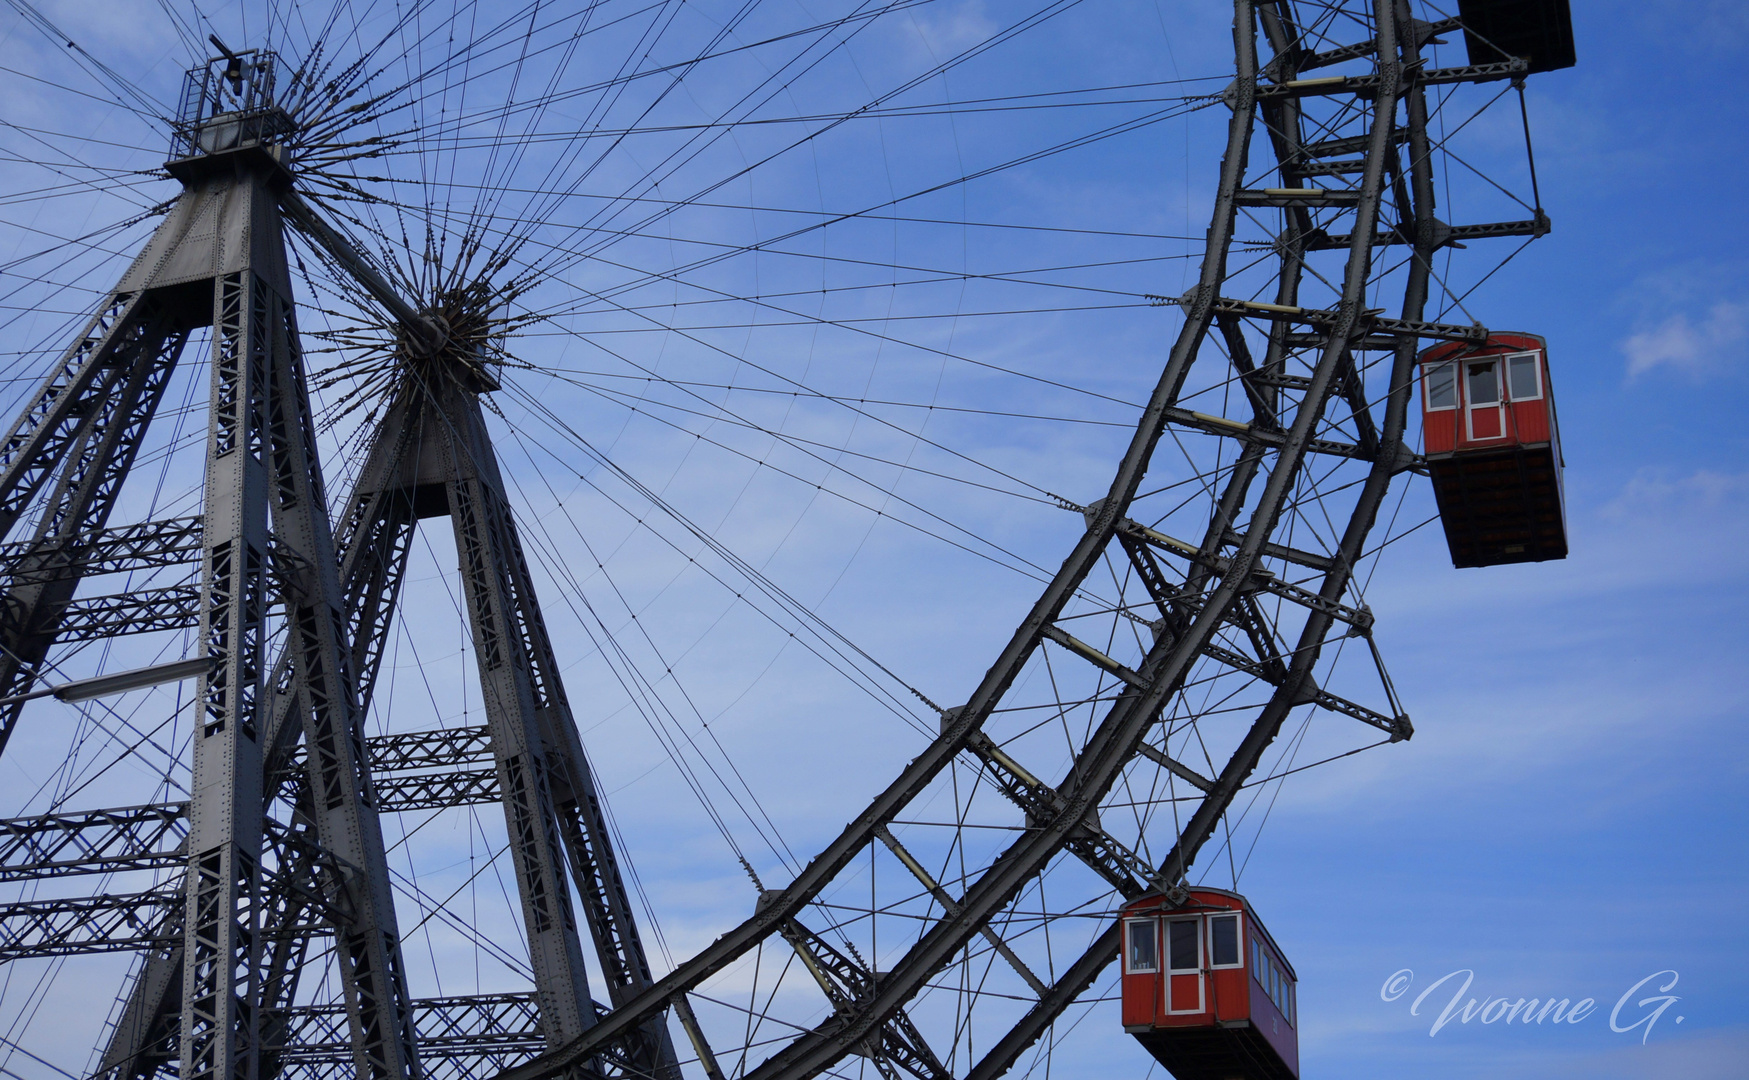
0 2 1572 1080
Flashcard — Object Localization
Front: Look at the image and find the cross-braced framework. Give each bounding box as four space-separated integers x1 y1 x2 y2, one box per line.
0 2 1564 1079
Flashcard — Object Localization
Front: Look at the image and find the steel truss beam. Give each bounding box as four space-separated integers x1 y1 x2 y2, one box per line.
0 516 203 585
0 803 186 880
276 995 546 1080
300 726 499 813
278 991 671 1080
46 583 204 639
773 914 947 1080
0 888 184 960
0 297 189 754
0 818 333 962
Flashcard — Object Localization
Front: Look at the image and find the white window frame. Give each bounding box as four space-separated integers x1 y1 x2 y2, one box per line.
1123 918 1159 974
1165 917 1201 973
1422 361 1458 411
1206 912 1244 970
1504 350 1543 402
1464 358 1508 442
1164 917 1205 1015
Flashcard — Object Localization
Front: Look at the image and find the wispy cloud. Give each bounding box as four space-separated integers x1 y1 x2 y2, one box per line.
901 0 997 62
1601 466 1749 524
1621 301 1748 377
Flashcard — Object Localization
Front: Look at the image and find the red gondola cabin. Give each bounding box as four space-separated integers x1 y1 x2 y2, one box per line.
1419 333 1568 568
1120 888 1298 1080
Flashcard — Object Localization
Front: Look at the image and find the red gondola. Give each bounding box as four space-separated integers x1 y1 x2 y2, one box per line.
1120 888 1298 1080
1419 332 1568 568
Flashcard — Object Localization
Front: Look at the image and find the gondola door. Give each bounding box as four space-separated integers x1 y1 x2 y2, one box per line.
1164 916 1205 1014
1464 357 1506 442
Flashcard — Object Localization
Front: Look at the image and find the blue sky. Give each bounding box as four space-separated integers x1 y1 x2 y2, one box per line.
0 1 1742 1079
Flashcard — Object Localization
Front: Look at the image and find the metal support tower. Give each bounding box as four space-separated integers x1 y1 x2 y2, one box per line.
0 48 422 1080
307 330 684 1079
0 45 673 1080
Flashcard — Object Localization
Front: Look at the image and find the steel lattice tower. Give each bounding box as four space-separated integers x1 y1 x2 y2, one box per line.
0 46 680 1080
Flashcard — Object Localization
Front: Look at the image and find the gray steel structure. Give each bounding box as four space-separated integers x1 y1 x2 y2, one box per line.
0 4 1560 1080
0 44 676 1080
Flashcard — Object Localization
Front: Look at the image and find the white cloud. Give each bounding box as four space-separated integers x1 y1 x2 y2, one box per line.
1621 300 1748 377
1600 466 1749 523
903 0 997 62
